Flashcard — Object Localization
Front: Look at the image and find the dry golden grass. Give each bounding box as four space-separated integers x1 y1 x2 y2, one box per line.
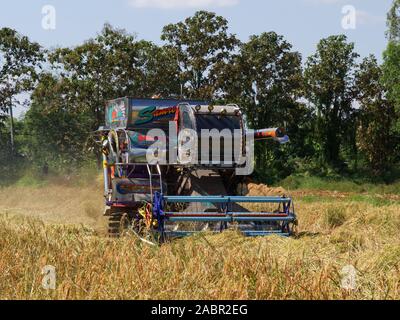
0 183 400 300
0 183 104 229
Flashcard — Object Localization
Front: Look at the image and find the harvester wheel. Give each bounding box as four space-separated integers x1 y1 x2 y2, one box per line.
108 213 131 238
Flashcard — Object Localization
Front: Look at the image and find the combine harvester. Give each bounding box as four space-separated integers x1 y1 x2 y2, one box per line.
98 98 297 240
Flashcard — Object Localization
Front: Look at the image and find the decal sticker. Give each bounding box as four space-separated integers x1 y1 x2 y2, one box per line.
134 106 177 125
107 100 126 125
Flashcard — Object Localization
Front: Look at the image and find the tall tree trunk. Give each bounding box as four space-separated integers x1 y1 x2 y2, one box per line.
9 96 14 155
324 107 341 165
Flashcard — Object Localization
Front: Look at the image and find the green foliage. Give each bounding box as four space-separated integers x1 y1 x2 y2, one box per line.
383 1 400 152
22 74 94 170
280 175 363 192
349 194 397 207
0 27 43 161
49 24 140 129
304 35 359 166
20 24 183 170
0 10 399 182
162 11 239 99
0 116 27 185
224 32 307 181
382 42 400 135
49 24 181 131
226 32 303 127
279 175 400 195
0 27 43 105
356 55 397 175
387 0 400 41
14 172 48 188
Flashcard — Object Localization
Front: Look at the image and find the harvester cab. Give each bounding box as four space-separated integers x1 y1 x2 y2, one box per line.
98 97 296 240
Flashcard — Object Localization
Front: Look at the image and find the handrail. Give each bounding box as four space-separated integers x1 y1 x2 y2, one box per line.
163 195 292 203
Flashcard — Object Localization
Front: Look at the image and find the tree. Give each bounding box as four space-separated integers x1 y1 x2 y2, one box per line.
50 24 181 131
226 32 302 127
49 24 140 129
387 0 400 41
304 35 359 166
161 11 239 100
224 32 306 180
383 1 400 134
23 73 93 170
25 24 181 168
134 41 182 98
0 28 43 153
356 55 397 175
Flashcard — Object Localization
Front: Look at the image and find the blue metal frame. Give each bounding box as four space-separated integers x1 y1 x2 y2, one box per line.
152 192 296 239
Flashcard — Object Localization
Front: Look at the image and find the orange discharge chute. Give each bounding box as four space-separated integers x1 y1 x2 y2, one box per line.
254 128 286 141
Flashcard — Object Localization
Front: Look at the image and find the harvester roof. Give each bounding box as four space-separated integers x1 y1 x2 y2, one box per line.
104 97 207 130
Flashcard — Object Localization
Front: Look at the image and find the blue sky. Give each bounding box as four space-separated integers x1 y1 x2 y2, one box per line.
1 0 392 59
0 0 393 116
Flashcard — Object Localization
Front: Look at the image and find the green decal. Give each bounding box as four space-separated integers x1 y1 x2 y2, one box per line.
135 106 157 125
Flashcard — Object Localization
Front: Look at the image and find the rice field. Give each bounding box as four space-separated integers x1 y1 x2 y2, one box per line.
0 181 399 300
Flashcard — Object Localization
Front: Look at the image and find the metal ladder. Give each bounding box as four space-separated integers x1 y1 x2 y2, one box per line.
146 164 163 201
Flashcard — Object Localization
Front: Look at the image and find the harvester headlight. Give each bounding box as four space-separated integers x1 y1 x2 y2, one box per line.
208 105 214 113
195 105 201 112
221 109 227 116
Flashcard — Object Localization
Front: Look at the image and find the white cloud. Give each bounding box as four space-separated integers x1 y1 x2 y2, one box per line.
356 10 385 25
130 0 239 9
304 0 345 4
304 0 385 27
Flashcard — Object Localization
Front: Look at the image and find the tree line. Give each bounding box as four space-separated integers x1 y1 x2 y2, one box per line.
1 5 400 184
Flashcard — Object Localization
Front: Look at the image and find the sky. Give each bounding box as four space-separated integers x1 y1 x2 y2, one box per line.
0 0 393 116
